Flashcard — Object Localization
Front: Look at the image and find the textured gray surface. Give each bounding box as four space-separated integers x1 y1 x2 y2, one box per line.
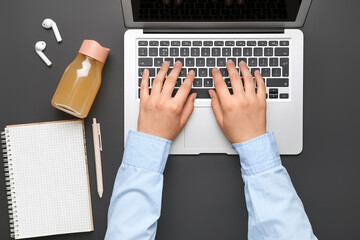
0 0 360 239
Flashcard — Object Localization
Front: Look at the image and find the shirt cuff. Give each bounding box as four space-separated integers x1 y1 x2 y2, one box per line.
232 132 281 176
123 130 172 173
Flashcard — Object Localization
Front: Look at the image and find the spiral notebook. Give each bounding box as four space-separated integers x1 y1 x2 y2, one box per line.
1 120 93 239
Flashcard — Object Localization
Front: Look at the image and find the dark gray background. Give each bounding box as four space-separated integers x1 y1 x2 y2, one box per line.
0 0 359 239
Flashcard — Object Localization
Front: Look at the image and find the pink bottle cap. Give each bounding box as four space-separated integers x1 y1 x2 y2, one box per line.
78 40 110 63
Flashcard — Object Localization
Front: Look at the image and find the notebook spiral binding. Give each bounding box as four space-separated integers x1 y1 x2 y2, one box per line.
1 130 19 239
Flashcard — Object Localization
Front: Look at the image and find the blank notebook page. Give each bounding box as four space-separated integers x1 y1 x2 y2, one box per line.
6 120 93 239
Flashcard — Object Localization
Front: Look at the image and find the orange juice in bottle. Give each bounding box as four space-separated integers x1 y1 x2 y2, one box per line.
51 40 110 118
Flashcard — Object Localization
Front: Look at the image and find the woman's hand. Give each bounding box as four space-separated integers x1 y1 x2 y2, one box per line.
209 60 266 143
138 61 197 141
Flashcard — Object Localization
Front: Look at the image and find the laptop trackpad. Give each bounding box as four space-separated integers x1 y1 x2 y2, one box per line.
184 107 231 149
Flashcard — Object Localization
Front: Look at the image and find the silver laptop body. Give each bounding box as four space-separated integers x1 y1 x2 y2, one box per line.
122 0 312 155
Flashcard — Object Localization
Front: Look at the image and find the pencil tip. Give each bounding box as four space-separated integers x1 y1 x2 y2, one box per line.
99 192 103 198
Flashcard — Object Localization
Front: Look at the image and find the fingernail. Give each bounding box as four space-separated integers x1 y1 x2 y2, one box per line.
213 67 219 72
192 94 197 101
162 61 169 67
255 70 260 75
175 60 182 66
240 61 246 66
189 70 195 75
143 69 148 74
227 59 234 65
208 90 213 98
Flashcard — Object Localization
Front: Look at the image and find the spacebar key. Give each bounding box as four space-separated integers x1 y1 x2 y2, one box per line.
267 78 289 87
172 88 213 98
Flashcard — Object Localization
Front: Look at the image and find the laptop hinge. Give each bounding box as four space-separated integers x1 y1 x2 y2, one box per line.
144 29 285 34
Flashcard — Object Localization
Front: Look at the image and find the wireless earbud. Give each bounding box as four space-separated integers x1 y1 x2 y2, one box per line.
42 18 62 43
35 41 52 67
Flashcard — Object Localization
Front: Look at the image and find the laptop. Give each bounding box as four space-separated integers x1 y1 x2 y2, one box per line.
122 0 312 155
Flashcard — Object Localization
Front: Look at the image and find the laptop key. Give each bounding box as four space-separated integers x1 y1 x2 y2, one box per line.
280 41 289 46
275 48 289 56
180 48 189 56
165 58 174 66
225 41 235 46
160 41 170 46
272 68 282 77
201 48 211 56
171 41 181 46
247 41 256 46
236 41 245 46
186 58 195 67
204 78 213 87
175 58 184 65
149 41 159 46
217 58 227 67
220 68 229 77
138 68 155 77
258 41 267 46
138 41 148 46
233 48 242 56
251 68 260 76
248 58 257 67
261 68 271 77
182 41 191 46
280 93 289 99
149 48 158 56
191 48 200 56
138 48 147 56
199 68 207 77
204 41 213 46
267 78 289 87
193 78 202 87
227 58 236 65
196 58 206 67
243 48 252 56
139 58 152 66
188 68 197 76
269 41 278 46
212 48 221 56
154 58 163 67
269 58 278 66
238 58 247 64
269 94 278 99
159 48 168 56
207 58 216 67
215 41 224 46
259 58 268 66
170 48 179 56
224 78 231 87
269 88 278 94
179 68 187 77
222 48 231 56
254 48 263 56
264 48 273 56
280 58 289 77
193 41 202 46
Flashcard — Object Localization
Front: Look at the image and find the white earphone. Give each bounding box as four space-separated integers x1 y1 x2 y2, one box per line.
42 18 62 43
35 41 52 67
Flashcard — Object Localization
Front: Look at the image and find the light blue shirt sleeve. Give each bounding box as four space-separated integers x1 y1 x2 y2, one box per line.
105 130 171 240
233 132 317 240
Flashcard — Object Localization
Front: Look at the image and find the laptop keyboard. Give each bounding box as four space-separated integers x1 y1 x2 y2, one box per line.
137 39 290 100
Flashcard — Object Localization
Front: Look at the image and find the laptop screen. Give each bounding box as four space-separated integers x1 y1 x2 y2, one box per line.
131 0 302 22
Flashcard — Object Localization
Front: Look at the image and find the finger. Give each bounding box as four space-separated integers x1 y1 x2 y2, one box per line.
162 60 182 97
180 93 197 128
254 70 266 100
226 60 244 95
213 67 230 100
209 90 224 129
152 61 170 95
239 61 255 95
140 69 150 100
174 70 195 105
